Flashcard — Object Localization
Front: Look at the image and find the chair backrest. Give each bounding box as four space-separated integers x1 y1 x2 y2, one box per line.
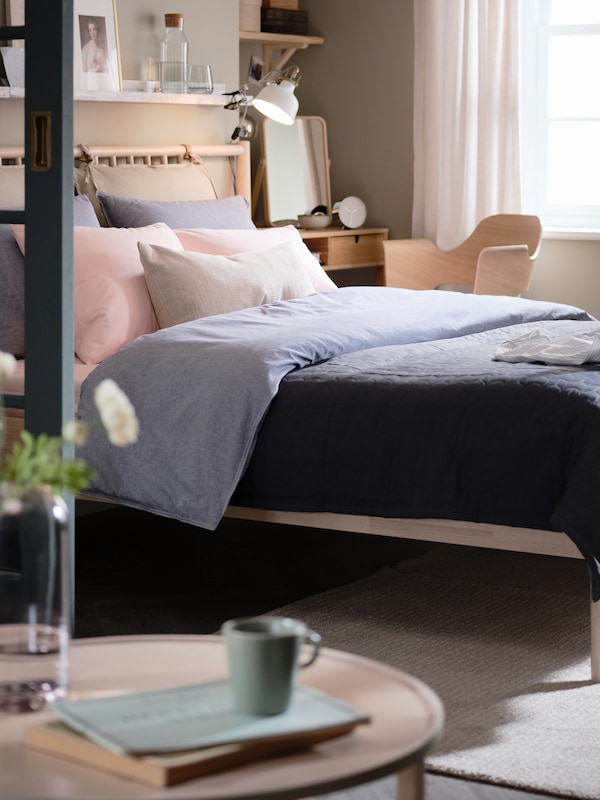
454 214 542 264
382 214 543 295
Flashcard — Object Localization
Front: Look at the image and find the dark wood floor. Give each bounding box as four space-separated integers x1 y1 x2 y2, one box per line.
73 501 429 638
72 502 563 800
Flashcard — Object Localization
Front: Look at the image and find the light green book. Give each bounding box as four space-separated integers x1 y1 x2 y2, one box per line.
26 713 365 788
50 680 370 756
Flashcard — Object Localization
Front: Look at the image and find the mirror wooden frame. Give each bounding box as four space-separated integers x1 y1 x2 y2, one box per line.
253 115 331 227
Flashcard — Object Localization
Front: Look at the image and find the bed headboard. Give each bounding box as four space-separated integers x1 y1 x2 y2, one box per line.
0 141 252 207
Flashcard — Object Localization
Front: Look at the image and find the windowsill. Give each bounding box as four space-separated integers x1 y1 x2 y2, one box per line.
542 229 600 241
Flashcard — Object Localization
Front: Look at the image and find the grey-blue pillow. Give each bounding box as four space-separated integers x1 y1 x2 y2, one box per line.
72 193 103 227
96 193 256 230
0 195 101 356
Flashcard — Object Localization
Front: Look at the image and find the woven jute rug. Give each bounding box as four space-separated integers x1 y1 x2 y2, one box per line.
269 544 599 799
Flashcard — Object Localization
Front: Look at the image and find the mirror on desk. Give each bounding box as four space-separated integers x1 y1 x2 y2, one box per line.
257 115 331 226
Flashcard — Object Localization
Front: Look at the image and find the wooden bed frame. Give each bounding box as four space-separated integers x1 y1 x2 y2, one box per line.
225 506 599 681
3 141 598 680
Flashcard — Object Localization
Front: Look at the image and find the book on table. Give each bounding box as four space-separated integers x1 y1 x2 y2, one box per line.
25 680 370 787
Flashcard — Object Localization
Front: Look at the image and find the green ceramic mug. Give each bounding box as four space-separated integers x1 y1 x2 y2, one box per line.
222 615 322 716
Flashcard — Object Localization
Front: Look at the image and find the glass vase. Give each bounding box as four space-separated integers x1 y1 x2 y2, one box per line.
0 483 70 712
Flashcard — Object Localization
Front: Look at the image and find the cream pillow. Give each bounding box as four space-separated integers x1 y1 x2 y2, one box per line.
74 163 219 225
138 240 316 328
12 222 184 364
174 225 338 293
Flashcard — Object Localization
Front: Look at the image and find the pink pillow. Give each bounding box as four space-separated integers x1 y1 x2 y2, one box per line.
12 222 183 364
173 225 338 293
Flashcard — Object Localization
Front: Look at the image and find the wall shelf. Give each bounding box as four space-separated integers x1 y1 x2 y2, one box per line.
0 81 228 105
239 30 325 72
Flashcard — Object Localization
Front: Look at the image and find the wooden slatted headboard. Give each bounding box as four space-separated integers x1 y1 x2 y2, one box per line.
0 148 25 165
0 141 252 204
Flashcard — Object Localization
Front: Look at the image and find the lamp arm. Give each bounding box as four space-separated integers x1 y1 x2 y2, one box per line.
226 64 302 136
261 65 300 87
224 65 301 109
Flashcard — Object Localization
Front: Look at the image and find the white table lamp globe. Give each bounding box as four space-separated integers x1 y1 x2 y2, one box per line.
336 196 367 229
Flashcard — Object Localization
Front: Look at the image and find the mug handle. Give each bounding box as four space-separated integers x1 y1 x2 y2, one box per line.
299 630 322 668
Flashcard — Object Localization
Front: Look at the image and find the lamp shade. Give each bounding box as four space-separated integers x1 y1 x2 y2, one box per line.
253 80 299 125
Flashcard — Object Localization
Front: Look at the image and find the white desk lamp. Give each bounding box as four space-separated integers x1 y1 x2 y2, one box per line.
225 66 301 141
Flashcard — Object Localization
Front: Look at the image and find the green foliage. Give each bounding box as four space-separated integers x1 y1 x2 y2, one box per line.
1 430 94 496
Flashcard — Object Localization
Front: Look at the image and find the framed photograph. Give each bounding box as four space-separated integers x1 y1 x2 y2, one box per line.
247 55 264 85
73 0 121 91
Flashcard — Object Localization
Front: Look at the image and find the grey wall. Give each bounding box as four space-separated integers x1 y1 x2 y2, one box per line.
295 0 414 238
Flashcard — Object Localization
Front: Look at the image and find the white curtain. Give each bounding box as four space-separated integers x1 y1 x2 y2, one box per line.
412 0 521 249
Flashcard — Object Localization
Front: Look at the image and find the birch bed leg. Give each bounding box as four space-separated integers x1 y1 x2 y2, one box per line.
591 600 600 682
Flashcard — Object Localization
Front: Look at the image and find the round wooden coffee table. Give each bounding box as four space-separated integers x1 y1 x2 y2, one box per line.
0 635 443 799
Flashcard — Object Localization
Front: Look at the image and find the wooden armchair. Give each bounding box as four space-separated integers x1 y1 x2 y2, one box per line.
383 214 543 296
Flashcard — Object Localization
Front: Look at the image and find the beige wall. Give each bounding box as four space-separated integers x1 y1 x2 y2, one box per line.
114 0 238 87
525 238 600 316
0 0 239 147
71 100 228 147
78 0 239 144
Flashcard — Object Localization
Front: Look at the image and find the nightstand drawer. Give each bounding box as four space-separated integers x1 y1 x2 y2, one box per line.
326 232 386 268
299 227 388 283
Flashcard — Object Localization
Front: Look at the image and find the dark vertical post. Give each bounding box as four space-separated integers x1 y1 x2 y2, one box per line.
24 0 75 621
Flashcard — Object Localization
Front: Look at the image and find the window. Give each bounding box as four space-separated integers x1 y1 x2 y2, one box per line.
520 0 600 231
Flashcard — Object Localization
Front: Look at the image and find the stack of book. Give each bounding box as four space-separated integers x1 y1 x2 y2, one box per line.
262 0 300 8
261 0 308 35
26 680 369 787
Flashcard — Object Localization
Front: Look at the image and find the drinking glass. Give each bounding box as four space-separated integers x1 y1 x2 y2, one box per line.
188 64 213 94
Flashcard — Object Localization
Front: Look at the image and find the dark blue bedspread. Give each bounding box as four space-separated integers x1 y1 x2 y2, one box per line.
232 317 600 599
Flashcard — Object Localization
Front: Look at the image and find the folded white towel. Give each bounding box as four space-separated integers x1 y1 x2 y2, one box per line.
494 328 600 365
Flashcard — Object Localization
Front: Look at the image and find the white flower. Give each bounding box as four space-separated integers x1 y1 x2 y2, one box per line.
94 379 139 447
62 420 89 447
0 352 16 382
1 350 139 495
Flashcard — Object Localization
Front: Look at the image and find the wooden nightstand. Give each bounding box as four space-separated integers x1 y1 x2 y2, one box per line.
299 227 389 285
